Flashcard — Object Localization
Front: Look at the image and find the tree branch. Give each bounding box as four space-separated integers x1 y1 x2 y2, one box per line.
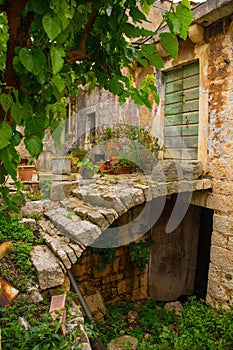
66 5 98 64
0 0 29 124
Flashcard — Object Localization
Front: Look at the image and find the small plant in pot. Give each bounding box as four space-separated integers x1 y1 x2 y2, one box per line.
77 158 99 179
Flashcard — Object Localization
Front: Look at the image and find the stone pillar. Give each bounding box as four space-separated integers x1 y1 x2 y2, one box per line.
206 20 233 307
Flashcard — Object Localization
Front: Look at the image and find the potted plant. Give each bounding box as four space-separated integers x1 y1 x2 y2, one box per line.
18 158 35 181
77 158 99 179
103 157 131 175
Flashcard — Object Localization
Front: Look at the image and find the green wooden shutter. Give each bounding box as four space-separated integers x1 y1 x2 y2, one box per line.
164 61 199 160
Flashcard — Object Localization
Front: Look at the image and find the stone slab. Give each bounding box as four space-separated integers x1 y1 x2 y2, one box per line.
30 245 65 290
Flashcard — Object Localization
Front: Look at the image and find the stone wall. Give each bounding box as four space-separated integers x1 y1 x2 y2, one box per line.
205 16 233 307
71 244 148 306
157 13 233 307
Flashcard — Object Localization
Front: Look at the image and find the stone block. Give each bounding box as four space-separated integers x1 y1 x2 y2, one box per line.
52 157 71 174
21 200 45 215
211 231 229 249
80 286 106 322
118 278 133 295
210 245 233 268
207 280 231 303
132 285 148 301
31 245 65 290
213 214 233 235
212 179 233 196
208 194 232 213
188 24 205 44
109 336 138 350
164 301 184 316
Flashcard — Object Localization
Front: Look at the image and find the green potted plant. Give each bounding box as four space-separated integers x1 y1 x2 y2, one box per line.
77 158 99 179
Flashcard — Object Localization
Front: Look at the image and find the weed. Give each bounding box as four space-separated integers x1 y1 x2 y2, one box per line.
66 211 76 218
129 233 153 270
98 298 233 349
40 180 52 199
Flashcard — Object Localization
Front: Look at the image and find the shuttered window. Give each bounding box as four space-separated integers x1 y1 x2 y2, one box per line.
164 61 199 160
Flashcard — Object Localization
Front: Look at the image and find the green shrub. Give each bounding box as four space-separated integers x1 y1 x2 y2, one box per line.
99 298 233 349
1 313 82 350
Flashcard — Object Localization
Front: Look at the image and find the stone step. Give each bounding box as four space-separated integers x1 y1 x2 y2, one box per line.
45 206 102 247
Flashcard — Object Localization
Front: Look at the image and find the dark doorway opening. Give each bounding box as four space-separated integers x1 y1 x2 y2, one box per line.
194 207 214 299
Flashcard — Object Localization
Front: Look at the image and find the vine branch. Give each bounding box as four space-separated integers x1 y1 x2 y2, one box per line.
65 5 98 64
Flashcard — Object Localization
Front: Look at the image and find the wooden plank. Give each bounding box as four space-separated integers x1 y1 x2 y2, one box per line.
164 125 182 137
165 115 182 126
164 137 182 148
182 124 199 136
183 62 199 78
182 113 199 125
165 80 183 94
183 75 199 89
165 91 183 104
182 136 198 148
181 148 198 160
183 88 199 102
164 149 182 159
183 100 199 113
165 69 182 83
165 102 183 115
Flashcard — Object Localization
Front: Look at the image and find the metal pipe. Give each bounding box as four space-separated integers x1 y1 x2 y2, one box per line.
67 270 95 326
67 270 106 350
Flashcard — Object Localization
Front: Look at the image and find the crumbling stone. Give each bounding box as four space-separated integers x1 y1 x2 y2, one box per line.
164 301 184 316
109 335 138 350
30 245 65 290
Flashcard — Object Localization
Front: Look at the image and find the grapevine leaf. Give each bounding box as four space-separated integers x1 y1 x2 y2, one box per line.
0 122 12 149
122 23 154 38
182 0 191 9
19 48 46 77
24 135 43 158
129 6 148 23
25 115 49 136
140 0 152 14
53 75 65 93
0 144 20 180
11 102 25 124
0 165 7 184
31 0 49 14
159 32 178 59
0 93 13 112
141 44 164 68
42 13 63 41
109 78 124 95
12 131 22 147
1 186 19 213
176 4 193 40
50 46 65 75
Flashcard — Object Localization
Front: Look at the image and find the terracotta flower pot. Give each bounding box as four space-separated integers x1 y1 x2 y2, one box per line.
18 165 35 181
97 161 106 173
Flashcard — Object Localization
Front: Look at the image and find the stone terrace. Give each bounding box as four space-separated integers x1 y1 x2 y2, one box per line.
25 161 212 290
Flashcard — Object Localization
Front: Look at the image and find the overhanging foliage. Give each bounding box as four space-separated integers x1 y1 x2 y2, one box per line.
0 0 193 212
